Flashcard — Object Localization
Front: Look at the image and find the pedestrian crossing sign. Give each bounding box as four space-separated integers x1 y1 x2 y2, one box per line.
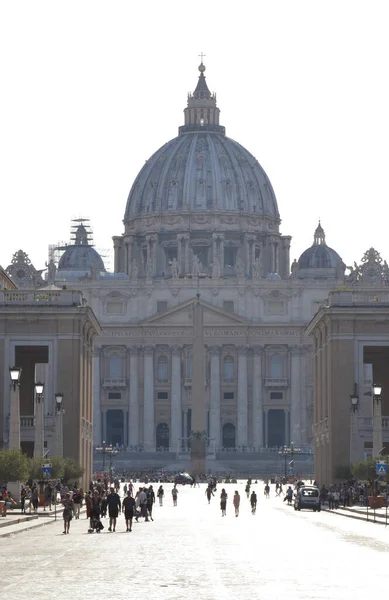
376 462 387 475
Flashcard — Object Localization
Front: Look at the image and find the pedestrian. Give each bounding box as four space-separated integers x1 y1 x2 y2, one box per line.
264 483 270 499
20 487 27 514
250 490 257 514
245 482 250 498
206 484 214 504
220 488 228 516
147 486 155 521
157 485 164 506
72 488 83 519
106 487 121 532
44 482 53 511
172 485 179 507
122 490 136 532
138 487 148 520
233 490 240 517
31 486 39 513
62 492 73 534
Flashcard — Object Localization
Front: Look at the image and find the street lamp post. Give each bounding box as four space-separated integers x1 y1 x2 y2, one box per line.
350 385 359 465
8 366 22 503
372 384 383 459
34 382 45 459
9 366 22 449
55 393 64 457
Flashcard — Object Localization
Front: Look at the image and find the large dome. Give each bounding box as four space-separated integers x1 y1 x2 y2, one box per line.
124 63 279 222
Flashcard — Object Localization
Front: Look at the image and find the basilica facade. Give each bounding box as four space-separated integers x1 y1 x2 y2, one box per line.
3 62 352 458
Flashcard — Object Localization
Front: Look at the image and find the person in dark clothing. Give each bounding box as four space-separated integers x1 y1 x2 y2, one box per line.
250 490 257 514
206 485 214 504
89 490 104 532
106 487 121 532
146 486 155 521
122 491 136 532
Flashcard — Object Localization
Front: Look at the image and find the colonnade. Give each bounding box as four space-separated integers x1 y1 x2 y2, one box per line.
93 344 309 451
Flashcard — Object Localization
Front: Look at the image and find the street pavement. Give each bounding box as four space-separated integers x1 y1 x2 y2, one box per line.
1 482 389 599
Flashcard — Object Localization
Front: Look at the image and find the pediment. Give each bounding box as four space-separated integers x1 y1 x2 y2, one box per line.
142 299 248 326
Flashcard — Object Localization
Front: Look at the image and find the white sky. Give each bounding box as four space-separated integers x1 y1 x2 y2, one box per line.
1 0 388 272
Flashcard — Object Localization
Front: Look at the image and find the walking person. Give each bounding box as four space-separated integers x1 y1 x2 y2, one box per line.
220 488 228 516
72 488 83 519
233 490 240 517
264 483 270 499
206 484 214 504
107 487 121 532
21 487 27 514
147 486 155 521
62 492 74 534
250 490 257 514
122 490 136 532
157 485 164 506
245 482 250 499
172 485 179 507
31 486 39 513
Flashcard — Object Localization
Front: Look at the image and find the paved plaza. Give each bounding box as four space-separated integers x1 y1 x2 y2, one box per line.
1 482 389 599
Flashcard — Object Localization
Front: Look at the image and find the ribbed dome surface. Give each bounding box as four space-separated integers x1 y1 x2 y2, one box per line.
298 244 341 269
124 133 279 220
58 245 105 272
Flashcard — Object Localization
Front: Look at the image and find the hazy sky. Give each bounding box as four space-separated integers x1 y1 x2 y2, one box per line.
1 1 388 273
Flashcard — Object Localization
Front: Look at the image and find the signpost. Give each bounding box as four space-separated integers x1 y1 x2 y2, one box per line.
42 462 52 479
376 461 387 476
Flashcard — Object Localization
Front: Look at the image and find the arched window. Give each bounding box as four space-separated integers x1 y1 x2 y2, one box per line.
222 423 236 448
156 423 169 449
109 355 122 379
223 356 234 382
157 356 169 382
270 354 283 379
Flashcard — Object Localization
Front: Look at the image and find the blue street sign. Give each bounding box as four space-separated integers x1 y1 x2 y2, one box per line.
42 462 52 479
376 461 387 475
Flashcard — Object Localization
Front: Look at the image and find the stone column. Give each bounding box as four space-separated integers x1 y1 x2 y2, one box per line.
281 236 291 278
170 346 182 452
93 348 101 447
209 346 221 449
284 409 290 446
55 405 64 457
143 346 155 451
219 235 225 273
102 409 107 443
113 236 122 273
290 345 302 445
252 346 263 448
191 299 206 473
129 346 140 447
237 346 248 447
264 409 269 447
177 234 185 275
126 236 134 276
183 234 190 275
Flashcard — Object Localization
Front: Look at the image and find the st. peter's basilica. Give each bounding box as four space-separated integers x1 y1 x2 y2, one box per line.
3 62 388 477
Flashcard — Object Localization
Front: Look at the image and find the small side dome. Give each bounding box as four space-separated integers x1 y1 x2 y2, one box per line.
266 272 281 280
297 222 344 276
57 220 106 274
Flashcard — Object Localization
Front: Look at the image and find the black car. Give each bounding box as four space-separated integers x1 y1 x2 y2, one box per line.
174 472 193 485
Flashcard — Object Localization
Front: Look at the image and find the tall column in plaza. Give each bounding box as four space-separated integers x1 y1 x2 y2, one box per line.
252 346 263 448
290 345 302 445
129 346 140 446
93 348 101 447
191 296 206 474
237 346 248 447
170 346 182 452
209 346 221 449
143 346 155 451
372 394 383 459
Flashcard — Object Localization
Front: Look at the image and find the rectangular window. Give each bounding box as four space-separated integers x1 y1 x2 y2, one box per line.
157 392 169 400
106 301 124 315
157 301 168 314
108 392 121 400
224 392 234 400
224 247 235 268
270 392 283 400
223 301 234 313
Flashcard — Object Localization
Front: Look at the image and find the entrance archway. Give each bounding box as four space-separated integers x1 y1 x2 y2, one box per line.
106 409 124 447
222 422 236 448
268 409 285 447
156 423 169 449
